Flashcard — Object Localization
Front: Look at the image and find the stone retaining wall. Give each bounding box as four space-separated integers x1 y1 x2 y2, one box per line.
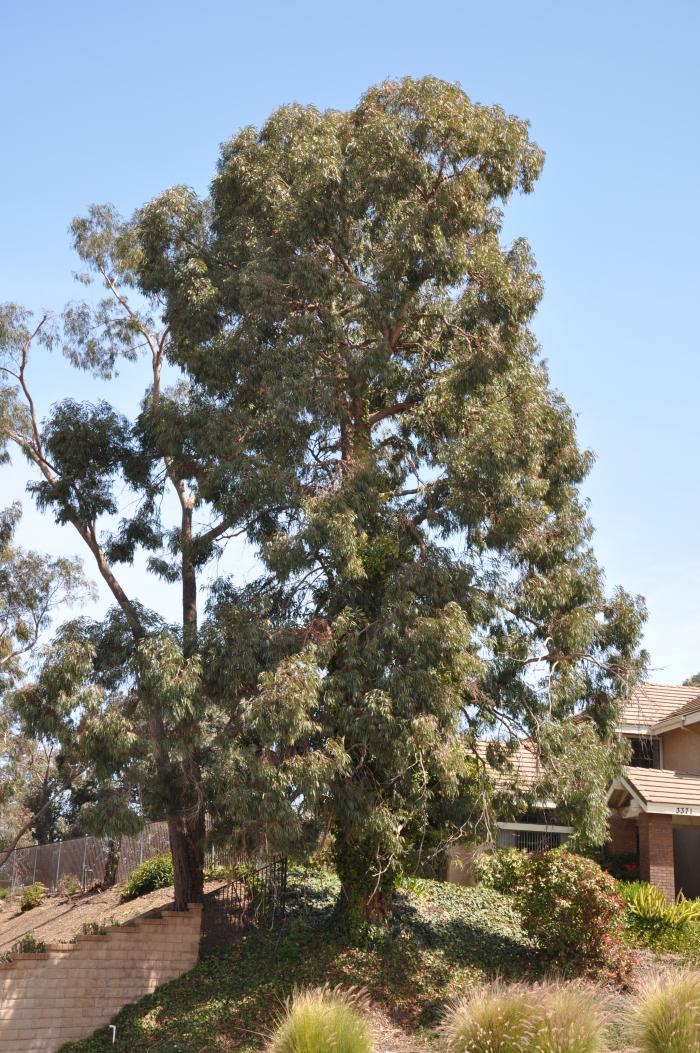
0 904 201 1052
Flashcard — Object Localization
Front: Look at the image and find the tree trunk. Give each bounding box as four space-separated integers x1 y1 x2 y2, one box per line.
103 837 121 888
332 831 394 938
169 807 206 909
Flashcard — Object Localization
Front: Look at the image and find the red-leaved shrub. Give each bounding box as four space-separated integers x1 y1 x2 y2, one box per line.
514 847 631 982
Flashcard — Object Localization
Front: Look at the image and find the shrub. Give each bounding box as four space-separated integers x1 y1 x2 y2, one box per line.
20 882 45 912
443 981 609 1053
0 888 9 901
598 850 639 881
472 848 526 894
626 969 700 1053
513 848 630 981
0 932 47 963
204 863 232 882
619 880 700 941
58 873 82 899
268 987 373 1053
120 853 174 901
81 920 108 935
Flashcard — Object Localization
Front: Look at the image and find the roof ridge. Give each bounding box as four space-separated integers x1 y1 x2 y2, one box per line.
636 682 700 690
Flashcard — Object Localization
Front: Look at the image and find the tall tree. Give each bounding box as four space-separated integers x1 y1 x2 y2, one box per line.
132 77 647 925
0 214 331 905
0 502 89 861
0 232 233 904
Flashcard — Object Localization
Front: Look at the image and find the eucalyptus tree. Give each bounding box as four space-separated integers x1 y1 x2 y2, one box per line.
132 77 647 925
0 501 89 862
1 204 336 906
0 219 262 905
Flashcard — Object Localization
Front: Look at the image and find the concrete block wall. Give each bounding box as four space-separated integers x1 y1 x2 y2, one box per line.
0 904 201 1052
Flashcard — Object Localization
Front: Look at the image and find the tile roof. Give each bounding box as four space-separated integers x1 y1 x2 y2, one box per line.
621 766 700 807
477 739 543 790
652 693 700 730
619 683 700 729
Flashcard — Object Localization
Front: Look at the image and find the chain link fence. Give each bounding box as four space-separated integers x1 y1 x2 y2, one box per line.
0 822 171 899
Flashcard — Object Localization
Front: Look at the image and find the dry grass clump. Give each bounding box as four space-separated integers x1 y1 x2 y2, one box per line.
442 980 608 1053
626 968 700 1053
268 986 374 1053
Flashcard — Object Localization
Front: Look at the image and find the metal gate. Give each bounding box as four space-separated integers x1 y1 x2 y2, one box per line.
201 857 287 952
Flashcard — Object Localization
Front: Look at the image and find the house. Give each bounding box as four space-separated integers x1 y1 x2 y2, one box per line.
608 682 700 901
448 683 700 900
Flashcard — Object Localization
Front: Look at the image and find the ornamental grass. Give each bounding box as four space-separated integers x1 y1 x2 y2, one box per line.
626 968 700 1053
268 986 374 1053
442 981 609 1053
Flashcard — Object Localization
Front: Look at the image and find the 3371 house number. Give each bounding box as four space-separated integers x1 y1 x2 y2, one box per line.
676 806 694 814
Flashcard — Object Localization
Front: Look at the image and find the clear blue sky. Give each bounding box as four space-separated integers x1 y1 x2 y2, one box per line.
2 0 699 681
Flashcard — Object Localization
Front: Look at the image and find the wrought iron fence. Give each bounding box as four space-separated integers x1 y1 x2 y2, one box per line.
201 857 288 952
496 827 570 852
0 822 171 898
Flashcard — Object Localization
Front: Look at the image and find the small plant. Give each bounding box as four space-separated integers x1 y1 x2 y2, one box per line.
120 853 174 901
268 987 374 1053
395 874 429 895
0 932 47 963
620 880 700 940
443 981 609 1053
204 863 232 882
626 969 700 1053
20 882 45 912
472 848 527 895
81 920 107 936
598 850 640 881
513 849 630 981
58 873 82 900
0 888 10 901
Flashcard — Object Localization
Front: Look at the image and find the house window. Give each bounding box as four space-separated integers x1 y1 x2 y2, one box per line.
495 825 572 853
629 736 661 769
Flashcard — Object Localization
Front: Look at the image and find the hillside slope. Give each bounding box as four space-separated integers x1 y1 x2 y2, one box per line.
59 867 535 1052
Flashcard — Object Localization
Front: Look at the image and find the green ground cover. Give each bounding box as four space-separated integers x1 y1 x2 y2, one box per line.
59 867 537 1052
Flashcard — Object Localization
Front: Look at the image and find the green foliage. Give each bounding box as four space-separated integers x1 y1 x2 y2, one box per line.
58 873 82 899
57 867 539 1052
619 880 700 942
472 848 526 894
596 850 639 881
203 863 232 882
269 988 373 1053
20 882 45 912
128 73 645 916
0 887 9 900
2 74 647 921
0 931 47 962
513 849 630 980
442 983 533 1053
626 969 700 1053
80 920 108 936
442 981 608 1053
120 854 174 901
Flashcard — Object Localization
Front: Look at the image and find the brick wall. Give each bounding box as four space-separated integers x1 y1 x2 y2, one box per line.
0 904 201 1052
608 812 638 856
638 813 675 901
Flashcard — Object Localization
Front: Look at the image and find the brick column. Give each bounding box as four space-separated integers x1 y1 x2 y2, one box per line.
638 813 675 901
608 812 638 855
